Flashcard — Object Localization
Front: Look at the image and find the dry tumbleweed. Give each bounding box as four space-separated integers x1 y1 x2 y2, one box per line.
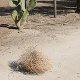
18 49 52 74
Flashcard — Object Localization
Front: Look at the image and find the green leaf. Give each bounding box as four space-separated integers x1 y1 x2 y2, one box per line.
28 0 36 11
21 0 26 11
9 0 29 28
12 10 18 23
22 9 29 19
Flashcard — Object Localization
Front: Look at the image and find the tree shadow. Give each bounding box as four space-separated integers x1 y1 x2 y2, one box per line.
37 0 77 7
0 24 19 30
30 0 77 15
30 6 76 16
0 7 14 16
9 61 38 75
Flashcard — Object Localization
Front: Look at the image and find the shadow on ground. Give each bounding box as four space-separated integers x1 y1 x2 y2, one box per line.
0 7 14 16
0 24 19 30
30 0 77 15
9 61 38 75
30 7 76 16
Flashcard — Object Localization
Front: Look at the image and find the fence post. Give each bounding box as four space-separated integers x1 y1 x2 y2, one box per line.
54 0 57 18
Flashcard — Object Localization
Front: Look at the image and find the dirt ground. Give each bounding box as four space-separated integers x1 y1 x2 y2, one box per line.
0 0 80 80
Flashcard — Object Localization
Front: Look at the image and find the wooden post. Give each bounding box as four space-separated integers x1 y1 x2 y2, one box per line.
54 0 57 18
77 0 78 10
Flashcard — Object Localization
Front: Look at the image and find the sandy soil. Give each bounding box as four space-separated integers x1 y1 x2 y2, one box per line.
0 0 80 80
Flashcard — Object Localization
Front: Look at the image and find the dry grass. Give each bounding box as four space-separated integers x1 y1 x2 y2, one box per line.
18 49 51 74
